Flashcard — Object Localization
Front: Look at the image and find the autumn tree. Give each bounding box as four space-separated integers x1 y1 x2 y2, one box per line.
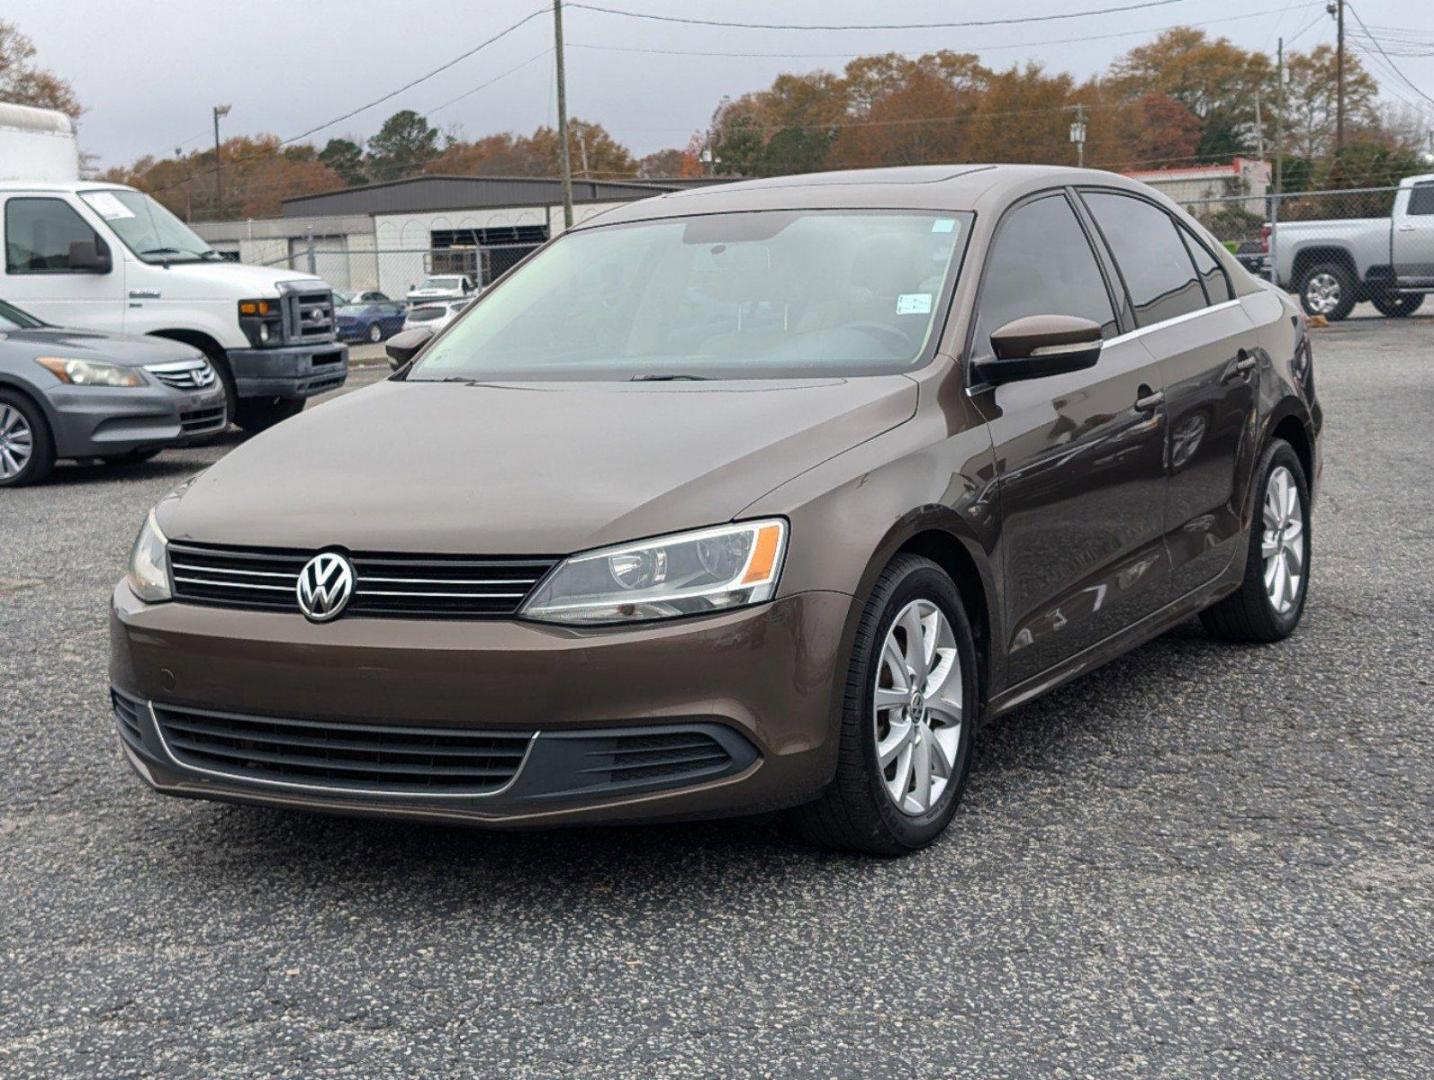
0 19 81 116
1281 45 1380 161
638 146 702 178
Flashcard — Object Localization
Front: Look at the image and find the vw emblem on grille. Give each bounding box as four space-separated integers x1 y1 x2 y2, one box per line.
296 552 355 622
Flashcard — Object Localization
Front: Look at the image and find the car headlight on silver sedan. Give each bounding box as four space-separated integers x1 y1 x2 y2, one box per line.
521 519 787 625
127 509 171 602
36 356 145 387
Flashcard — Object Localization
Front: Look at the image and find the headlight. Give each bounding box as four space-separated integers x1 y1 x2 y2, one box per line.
126 509 171 602
521 519 787 625
36 357 144 387
238 298 284 347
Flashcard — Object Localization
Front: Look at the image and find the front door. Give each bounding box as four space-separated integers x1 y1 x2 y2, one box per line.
1079 189 1260 595
969 191 1171 688
0 194 125 331
1393 179 1434 280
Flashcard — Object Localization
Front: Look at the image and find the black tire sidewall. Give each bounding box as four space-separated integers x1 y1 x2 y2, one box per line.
1298 263 1356 321
0 389 55 487
1371 292 1423 318
854 560 978 849
1250 440 1311 636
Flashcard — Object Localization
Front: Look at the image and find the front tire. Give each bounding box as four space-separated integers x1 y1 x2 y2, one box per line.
367 322 384 343
1370 291 1424 318
0 390 55 487
1297 262 1357 321
794 554 977 855
234 396 304 433
1200 439 1310 642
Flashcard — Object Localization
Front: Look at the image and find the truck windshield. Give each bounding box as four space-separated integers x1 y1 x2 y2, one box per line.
78 189 219 264
0 299 44 330
420 277 462 290
408 209 970 382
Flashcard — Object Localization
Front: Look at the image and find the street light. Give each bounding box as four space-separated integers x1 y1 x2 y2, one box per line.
213 104 231 219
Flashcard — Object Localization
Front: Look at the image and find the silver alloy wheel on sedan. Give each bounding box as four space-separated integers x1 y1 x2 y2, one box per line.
873 599 963 816
0 403 34 479
1303 272 1342 316
1262 464 1305 615
368 323 383 342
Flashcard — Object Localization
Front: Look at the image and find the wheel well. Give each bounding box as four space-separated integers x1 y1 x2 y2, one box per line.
1271 414 1312 481
895 530 992 700
1291 247 1357 285
0 379 55 450
148 329 228 368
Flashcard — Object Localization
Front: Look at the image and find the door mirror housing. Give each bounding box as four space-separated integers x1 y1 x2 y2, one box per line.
977 314 1103 385
385 327 433 369
68 238 112 274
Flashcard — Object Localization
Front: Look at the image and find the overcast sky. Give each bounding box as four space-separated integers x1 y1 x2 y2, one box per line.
8 0 1434 170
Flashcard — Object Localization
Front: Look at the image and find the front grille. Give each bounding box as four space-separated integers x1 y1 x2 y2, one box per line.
285 290 336 341
112 689 146 749
167 541 558 619
581 730 736 787
152 703 532 795
145 358 217 390
180 406 226 434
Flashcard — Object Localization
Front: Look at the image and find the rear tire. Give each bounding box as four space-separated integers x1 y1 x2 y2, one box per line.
367 322 383 343
0 389 55 487
1200 439 1310 643
234 396 305 434
1370 292 1424 318
793 554 977 856
1296 262 1357 321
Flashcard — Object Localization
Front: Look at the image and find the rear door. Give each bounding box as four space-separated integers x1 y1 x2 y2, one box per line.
971 191 1171 687
1079 189 1259 596
0 193 125 331
1392 179 1434 280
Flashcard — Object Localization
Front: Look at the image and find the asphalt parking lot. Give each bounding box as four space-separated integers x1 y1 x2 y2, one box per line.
2 311 1431 1078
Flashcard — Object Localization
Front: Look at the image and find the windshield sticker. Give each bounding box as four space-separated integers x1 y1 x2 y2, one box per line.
897 293 933 315
931 218 956 234
84 192 136 220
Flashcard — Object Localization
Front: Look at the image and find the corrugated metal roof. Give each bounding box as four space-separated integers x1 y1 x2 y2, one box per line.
279 175 721 218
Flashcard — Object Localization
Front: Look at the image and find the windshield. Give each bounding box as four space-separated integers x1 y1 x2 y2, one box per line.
79 189 218 264
419 277 462 290
0 299 44 330
409 210 969 382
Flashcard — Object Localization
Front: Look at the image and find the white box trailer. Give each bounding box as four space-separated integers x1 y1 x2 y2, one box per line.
0 102 347 430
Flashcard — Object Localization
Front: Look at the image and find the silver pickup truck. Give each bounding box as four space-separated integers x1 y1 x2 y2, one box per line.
1270 173 1434 320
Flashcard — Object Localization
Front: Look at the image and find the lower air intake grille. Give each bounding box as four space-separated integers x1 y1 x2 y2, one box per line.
152 703 532 795
112 689 145 749
581 730 736 787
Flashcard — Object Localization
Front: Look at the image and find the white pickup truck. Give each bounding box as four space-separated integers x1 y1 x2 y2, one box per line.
0 102 346 431
1269 173 1434 321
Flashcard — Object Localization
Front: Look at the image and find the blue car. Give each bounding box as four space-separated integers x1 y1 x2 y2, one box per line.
335 292 407 343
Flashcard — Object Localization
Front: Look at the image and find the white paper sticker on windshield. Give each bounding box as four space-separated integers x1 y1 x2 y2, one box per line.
85 192 135 220
931 218 956 233
897 293 933 315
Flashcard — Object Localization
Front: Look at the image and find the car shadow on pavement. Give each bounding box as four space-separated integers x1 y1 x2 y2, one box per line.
45 435 244 487
172 615 1246 900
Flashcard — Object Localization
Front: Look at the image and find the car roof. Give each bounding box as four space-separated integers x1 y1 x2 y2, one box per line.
576 164 1152 228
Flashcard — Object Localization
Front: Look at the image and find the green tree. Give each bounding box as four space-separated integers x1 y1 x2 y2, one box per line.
319 137 368 186
366 110 442 181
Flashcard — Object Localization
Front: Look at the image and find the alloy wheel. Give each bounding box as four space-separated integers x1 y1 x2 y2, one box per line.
0 403 34 479
368 323 383 342
1303 272 1341 316
1262 465 1305 616
873 599 963 816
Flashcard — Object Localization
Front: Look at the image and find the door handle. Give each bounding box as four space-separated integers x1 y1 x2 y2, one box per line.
1223 350 1257 382
1134 387 1164 411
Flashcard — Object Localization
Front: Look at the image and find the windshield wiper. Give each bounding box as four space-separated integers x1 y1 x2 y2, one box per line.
630 373 709 382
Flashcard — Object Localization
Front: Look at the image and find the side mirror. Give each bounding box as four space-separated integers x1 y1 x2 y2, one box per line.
385 326 433 369
68 238 112 274
976 314 1103 385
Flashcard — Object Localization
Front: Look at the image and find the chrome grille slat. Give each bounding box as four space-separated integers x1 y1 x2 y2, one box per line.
168 541 557 618
146 358 218 391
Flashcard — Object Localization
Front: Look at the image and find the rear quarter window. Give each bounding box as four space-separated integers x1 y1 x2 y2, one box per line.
1082 190 1208 327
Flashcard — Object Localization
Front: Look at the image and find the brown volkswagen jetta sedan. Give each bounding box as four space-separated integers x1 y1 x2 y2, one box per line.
110 165 1321 854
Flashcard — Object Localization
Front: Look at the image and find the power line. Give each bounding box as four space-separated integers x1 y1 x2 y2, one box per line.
1344 4 1434 107
427 48 554 117
565 0 1187 33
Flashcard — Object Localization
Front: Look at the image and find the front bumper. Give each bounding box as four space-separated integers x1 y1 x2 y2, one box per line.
226 342 348 399
48 382 228 458
108 583 853 827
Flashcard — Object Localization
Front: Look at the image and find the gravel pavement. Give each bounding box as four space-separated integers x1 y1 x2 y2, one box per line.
2 313 1431 1078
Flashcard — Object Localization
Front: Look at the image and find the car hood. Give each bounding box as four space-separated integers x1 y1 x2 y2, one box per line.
135 261 329 300
0 326 201 366
163 375 918 554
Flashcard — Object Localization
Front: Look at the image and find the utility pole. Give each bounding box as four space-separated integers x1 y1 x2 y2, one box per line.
1272 38 1285 285
212 104 231 218
1068 104 1087 168
1328 0 1345 153
552 0 574 230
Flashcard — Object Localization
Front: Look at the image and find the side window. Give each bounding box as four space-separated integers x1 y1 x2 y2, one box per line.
4 197 103 274
1178 225 1233 304
971 194 1117 357
1082 191 1207 326
1409 182 1434 216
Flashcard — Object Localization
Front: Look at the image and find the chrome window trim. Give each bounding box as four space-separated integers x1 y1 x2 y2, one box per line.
146 699 539 800
1104 298 1242 346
